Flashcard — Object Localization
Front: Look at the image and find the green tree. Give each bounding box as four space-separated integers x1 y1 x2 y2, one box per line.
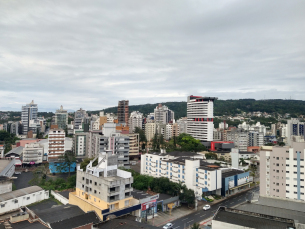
176 133 206 152
56 151 76 177
249 165 257 182
191 223 200 229
80 158 98 170
205 152 218 160
239 158 247 165
134 127 147 151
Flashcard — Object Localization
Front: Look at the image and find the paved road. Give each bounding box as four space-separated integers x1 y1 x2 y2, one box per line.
160 187 260 229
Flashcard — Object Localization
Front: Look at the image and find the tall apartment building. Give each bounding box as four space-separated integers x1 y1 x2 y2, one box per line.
248 131 264 147
145 123 156 141
48 128 65 162
74 108 87 130
286 118 305 146
74 132 89 157
226 129 249 151
172 123 180 138
177 118 187 134
141 152 222 196
122 133 139 157
128 111 143 133
55 105 68 129
70 151 134 219
260 142 305 201
187 96 217 142
117 100 129 126
154 104 174 124
22 143 43 164
21 100 38 135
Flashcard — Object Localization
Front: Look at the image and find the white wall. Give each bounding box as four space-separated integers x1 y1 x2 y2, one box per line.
0 182 12 194
51 190 69 205
0 190 49 214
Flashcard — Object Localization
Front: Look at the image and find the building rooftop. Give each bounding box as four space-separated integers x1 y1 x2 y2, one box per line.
0 159 14 172
0 186 43 202
50 211 100 229
255 196 305 213
131 189 173 202
5 147 23 156
11 221 47 229
213 207 295 229
222 169 245 178
239 151 256 155
236 202 305 224
35 204 84 224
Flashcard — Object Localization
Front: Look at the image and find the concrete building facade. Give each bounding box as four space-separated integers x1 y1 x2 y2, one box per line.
128 111 143 133
117 100 129 126
260 142 305 201
186 96 217 142
141 152 222 197
55 105 68 130
21 100 38 135
154 104 174 125
69 151 134 220
48 128 65 162
145 123 156 142
22 143 43 165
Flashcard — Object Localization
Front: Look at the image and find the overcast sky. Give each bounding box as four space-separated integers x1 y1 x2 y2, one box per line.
0 0 304 112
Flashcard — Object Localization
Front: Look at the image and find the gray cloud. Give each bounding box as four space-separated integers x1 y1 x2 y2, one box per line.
0 0 304 112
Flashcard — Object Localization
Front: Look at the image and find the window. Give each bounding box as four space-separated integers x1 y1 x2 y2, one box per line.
27 197 30 200
94 190 96 194
82 177 85 180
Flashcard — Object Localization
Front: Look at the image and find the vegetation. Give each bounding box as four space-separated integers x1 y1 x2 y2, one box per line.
56 151 76 177
205 152 218 160
0 130 20 153
134 127 147 151
29 164 76 191
87 99 305 119
80 157 98 170
165 133 206 153
191 223 200 229
123 169 195 206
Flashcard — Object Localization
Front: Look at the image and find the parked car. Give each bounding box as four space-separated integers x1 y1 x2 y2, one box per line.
203 204 211 210
14 171 21 175
163 223 173 229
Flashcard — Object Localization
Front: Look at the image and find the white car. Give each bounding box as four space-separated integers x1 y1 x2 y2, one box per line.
203 204 211 210
163 223 173 229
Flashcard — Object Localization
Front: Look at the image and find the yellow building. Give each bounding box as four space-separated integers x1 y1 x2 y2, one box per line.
69 152 135 220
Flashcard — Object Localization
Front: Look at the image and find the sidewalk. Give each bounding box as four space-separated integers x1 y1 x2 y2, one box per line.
148 206 195 227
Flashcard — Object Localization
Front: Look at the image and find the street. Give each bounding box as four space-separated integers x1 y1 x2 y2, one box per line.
159 187 259 228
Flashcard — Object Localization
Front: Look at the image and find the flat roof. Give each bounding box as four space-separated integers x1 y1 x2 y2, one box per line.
50 211 100 229
239 151 256 155
214 207 294 229
36 204 84 224
237 202 305 224
0 160 12 172
222 169 245 178
131 189 172 201
256 196 305 213
0 186 43 202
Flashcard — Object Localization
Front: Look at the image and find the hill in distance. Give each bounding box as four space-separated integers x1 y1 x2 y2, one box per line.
88 99 305 120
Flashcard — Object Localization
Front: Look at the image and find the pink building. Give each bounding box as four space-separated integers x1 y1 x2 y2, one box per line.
16 139 41 147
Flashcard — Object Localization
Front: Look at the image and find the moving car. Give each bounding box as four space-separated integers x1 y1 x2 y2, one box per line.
163 223 173 229
203 204 211 210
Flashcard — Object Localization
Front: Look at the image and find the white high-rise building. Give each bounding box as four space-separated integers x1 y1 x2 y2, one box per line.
286 118 305 146
177 118 187 134
186 96 217 142
154 104 174 124
128 111 143 133
55 105 68 130
21 100 38 135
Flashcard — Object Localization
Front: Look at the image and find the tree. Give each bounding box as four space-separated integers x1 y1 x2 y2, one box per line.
191 223 200 229
278 142 285 146
249 165 257 183
134 127 147 151
205 152 218 160
56 151 76 177
239 158 247 165
176 133 206 152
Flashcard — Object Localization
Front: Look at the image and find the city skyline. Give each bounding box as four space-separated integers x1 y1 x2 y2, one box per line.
0 0 304 111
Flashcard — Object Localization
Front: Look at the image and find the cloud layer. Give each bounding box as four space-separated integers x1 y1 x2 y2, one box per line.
0 0 304 111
